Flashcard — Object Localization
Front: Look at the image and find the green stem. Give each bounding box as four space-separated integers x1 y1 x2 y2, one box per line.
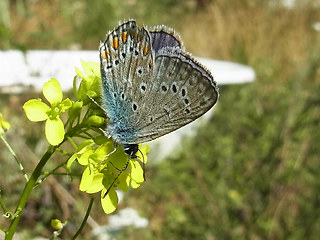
71 198 94 240
0 190 9 214
0 135 28 181
67 136 78 150
5 123 90 239
5 144 59 240
0 225 7 234
38 160 72 184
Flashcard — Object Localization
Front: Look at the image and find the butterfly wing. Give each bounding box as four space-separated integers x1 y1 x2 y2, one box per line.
100 20 154 143
130 46 219 143
100 22 218 145
149 25 183 54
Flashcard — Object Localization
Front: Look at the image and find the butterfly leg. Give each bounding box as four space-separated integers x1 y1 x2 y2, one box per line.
137 148 146 181
98 142 118 167
87 95 102 109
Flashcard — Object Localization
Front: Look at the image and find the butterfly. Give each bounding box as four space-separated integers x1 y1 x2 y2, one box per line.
99 20 219 157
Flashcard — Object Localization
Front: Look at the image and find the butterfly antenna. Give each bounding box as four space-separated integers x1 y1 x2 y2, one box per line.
103 154 131 198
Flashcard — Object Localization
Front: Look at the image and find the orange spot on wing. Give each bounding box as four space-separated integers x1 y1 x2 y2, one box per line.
121 32 128 43
101 50 109 59
142 44 148 56
111 37 119 49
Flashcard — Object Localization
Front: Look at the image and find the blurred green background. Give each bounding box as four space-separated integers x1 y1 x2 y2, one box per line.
1 0 320 239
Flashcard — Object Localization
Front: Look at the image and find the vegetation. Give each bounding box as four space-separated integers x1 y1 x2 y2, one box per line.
1 0 320 239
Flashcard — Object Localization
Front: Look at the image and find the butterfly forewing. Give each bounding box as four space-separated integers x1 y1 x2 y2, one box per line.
100 21 154 143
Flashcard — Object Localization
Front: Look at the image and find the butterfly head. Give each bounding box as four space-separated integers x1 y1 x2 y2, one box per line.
123 143 139 159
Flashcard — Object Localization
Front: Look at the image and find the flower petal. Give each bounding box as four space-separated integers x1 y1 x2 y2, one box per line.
79 167 94 192
101 188 118 214
45 118 64 145
23 99 50 122
60 98 72 112
136 144 149 163
43 78 62 106
129 160 144 188
0 113 11 135
81 60 100 77
86 173 104 193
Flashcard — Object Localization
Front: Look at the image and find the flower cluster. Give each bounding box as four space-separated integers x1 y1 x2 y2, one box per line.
23 60 148 213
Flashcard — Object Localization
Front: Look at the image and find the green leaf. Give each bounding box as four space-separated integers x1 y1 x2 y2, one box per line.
101 187 118 214
45 118 65 146
23 99 50 122
86 173 104 193
79 167 94 191
43 78 62 106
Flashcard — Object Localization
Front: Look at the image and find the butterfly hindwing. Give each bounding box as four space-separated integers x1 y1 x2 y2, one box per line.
149 25 183 54
130 47 218 142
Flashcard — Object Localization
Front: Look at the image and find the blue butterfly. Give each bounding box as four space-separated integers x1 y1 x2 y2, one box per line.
99 20 218 157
